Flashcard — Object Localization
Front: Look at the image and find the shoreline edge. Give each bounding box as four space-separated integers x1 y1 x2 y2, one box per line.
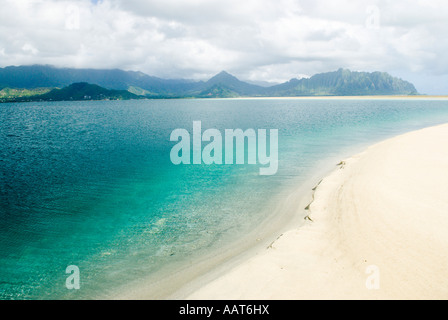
182 123 448 300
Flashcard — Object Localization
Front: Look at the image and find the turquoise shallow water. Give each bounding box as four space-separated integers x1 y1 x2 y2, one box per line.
1 98 448 299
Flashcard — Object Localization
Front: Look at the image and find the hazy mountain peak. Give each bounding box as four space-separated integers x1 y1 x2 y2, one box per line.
207 71 239 83
216 70 232 77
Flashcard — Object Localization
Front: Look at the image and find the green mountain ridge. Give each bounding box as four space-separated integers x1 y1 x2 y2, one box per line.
2 82 142 102
0 65 419 100
265 68 418 96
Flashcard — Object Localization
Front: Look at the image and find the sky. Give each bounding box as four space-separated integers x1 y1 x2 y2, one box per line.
0 0 447 94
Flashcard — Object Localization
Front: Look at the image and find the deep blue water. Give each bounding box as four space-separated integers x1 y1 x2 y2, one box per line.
1 98 448 299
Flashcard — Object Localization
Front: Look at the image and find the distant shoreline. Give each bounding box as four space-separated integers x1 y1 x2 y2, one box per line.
2 94 448 104
219 95 448 100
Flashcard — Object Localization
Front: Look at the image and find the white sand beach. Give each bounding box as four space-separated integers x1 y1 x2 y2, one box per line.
183 123 448 300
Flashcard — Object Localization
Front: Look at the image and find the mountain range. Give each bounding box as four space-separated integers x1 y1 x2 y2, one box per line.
0 65 418 101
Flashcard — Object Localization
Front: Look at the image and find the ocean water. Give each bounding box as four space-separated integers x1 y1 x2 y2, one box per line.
1 98 448 299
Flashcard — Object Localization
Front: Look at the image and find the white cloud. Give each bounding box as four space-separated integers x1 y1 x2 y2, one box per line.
0 0 447 93
22 43 39 55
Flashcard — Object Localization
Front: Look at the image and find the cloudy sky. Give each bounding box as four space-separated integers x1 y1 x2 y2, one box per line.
0 0 447 94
